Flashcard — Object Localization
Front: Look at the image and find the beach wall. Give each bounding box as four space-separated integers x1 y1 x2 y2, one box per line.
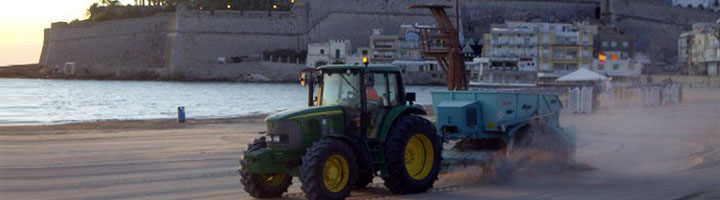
641 75 720 88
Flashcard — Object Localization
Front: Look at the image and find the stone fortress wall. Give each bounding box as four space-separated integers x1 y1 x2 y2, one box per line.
606 0 720 65
39 0 720 82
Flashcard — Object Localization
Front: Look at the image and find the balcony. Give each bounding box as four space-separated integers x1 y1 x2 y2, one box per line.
373 44 394 49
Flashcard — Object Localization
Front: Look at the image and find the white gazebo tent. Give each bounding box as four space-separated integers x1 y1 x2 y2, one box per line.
557 68 611 114
556 68 610 82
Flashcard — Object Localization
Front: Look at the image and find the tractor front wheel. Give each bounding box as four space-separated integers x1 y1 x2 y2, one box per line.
383 116 442 194
300 139 358 200
239 137 292 199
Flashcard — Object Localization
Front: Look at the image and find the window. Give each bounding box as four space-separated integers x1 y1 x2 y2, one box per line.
602 41 608 47
362 50 368 56
613 64 620 70
387 73 400 106
567 63 578 71
622 41 629 47
321 72 360 108
335 49 340 59
706 49 714 58
583 37 590 45
629 64 636 71
542 63 551 71
611 41 617 48
598 64 605 70
370 73 390 107
320 49 325 55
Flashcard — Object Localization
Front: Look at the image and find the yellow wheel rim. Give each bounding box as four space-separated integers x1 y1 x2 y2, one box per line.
261 173 287 187
323 155 350 193
405 134 434 180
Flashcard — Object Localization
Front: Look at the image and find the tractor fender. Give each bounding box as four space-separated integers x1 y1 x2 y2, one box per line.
378 105 428 143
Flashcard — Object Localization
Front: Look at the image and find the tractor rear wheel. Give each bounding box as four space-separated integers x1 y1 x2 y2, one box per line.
300 139 358 200
239 137 292 199
382 116 442 194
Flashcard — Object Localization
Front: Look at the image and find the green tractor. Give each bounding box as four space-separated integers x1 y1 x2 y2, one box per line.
239 64 443 199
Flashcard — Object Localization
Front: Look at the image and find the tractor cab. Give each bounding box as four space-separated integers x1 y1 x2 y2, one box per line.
302 65 413 139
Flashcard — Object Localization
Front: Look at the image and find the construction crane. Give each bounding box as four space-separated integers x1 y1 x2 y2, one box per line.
408 4 468 91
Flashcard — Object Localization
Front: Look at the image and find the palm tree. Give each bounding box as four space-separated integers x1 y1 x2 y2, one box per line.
101 0 122 7
86 3 99 18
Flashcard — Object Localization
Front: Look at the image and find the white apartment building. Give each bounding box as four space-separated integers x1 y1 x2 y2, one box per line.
306 39 366 68
482 21 596 83
679 23 720 76
591 51 645 78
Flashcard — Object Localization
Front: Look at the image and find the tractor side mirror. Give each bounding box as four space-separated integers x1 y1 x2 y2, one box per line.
406 92 416 105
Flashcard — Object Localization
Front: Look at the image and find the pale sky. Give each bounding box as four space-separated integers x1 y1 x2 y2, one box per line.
0 0 134 66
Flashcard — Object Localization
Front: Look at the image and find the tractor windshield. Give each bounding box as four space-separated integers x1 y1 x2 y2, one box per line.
321 71 361 108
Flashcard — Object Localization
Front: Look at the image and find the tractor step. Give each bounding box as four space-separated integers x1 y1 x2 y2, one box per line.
440 150 495 175
441 150 493 165
367 142 389 176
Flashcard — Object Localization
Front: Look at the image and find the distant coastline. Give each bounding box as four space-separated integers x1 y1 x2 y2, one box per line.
0 64 43 79
0 63 301 83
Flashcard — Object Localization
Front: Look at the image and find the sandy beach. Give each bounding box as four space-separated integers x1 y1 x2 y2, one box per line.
1 88 719 200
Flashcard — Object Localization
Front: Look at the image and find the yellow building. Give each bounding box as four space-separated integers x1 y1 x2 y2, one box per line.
483 22 596 80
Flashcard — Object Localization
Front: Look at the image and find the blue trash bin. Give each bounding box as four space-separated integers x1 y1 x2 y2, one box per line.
177 106 186 123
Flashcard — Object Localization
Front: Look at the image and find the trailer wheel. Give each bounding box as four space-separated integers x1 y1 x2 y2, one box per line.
383 116 442 194
300 139 358 200
239 137 292 199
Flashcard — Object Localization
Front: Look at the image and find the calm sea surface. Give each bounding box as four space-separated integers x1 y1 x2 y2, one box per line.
0 78 442 126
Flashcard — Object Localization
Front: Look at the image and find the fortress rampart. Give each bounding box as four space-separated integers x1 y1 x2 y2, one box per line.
39 0 719 81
